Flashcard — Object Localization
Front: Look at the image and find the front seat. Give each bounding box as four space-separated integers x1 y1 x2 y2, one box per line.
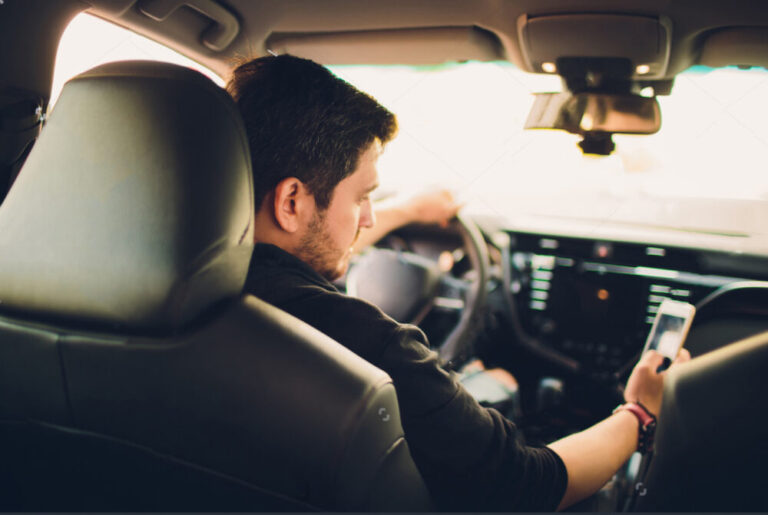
685 281 768 357
631 330 768 511
0 61 432 511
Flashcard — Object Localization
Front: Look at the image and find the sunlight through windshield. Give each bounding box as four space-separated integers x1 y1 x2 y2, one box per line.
330 63 768 236
54 14 768 237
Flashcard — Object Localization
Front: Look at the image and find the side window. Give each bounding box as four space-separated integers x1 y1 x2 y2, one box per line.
51 13 224 108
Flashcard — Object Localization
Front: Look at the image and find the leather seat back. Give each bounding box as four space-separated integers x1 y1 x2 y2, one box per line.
0 61 432 511
686 282 768 357
633 330 768 511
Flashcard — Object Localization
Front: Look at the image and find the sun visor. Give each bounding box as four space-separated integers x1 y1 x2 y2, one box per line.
698 28 768 69
265 27 504 65
517 13 672 79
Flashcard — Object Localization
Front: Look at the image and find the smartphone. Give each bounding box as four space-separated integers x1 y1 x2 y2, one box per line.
643 299 696 371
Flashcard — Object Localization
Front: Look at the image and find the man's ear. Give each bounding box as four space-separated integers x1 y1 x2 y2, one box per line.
272 177 312 233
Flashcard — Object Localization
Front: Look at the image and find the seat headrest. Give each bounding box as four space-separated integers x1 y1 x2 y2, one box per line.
0 61 254 332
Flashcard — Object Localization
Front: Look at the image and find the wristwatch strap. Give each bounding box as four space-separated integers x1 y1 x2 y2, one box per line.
613 401 657 453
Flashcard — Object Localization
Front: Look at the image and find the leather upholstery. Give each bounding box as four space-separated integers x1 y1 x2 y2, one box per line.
634 330 768 511
0 61 253 331
0 61 432 511
686 282 768 356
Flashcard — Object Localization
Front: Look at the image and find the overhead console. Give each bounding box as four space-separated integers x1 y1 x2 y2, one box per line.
517 13 672 80
516 13 675 155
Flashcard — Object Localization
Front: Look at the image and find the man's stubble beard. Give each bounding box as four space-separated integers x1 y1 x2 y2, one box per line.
296 211 360 282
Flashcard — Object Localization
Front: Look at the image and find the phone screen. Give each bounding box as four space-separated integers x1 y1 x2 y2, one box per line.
645 312 687 359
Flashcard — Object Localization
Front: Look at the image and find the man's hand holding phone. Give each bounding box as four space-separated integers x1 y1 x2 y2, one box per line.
624 299 695 416
624 348 691 416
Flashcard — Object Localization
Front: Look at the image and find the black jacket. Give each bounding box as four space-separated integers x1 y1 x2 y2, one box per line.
245 243 567 511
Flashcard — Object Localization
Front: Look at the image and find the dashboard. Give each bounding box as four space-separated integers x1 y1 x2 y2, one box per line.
360 220 768 442
506 230 768 382
381 221 768 386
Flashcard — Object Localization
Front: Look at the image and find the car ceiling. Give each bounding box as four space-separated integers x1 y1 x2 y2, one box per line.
2 0 768 103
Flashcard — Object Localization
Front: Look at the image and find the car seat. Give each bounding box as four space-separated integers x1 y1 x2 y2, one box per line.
631 329 768 511
0 61 433 511
686 281 768 357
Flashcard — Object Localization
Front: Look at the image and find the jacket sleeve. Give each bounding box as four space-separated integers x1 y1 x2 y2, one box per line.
379 324 568 511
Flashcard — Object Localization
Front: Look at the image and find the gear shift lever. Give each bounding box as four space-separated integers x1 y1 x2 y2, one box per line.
536 377 565 414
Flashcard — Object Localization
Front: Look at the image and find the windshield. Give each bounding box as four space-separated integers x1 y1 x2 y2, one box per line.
330 62 768 239
53 13 768 242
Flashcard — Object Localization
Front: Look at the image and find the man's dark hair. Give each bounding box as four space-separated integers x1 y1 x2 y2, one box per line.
227 54 397 211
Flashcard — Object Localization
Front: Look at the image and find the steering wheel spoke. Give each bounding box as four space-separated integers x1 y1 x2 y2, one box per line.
347 214 490 369
430 273 473 311
432 296 465 311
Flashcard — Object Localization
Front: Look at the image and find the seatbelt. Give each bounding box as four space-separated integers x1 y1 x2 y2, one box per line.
0 88 45 203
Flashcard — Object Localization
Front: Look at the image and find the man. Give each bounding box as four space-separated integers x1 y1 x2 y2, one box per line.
228 54 690 511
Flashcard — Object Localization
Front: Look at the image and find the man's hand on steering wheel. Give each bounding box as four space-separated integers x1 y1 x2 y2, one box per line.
352 188 462 254
400 189 464 228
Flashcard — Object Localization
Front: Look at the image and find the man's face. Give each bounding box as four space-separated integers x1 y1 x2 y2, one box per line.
296 143 380 281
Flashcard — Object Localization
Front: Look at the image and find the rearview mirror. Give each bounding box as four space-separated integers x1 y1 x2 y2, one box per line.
525 92 661 135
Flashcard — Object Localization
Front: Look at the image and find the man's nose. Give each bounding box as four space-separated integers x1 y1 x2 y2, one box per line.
360 199 375 228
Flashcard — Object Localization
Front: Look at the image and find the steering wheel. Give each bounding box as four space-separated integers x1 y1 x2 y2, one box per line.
346 213 490 368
